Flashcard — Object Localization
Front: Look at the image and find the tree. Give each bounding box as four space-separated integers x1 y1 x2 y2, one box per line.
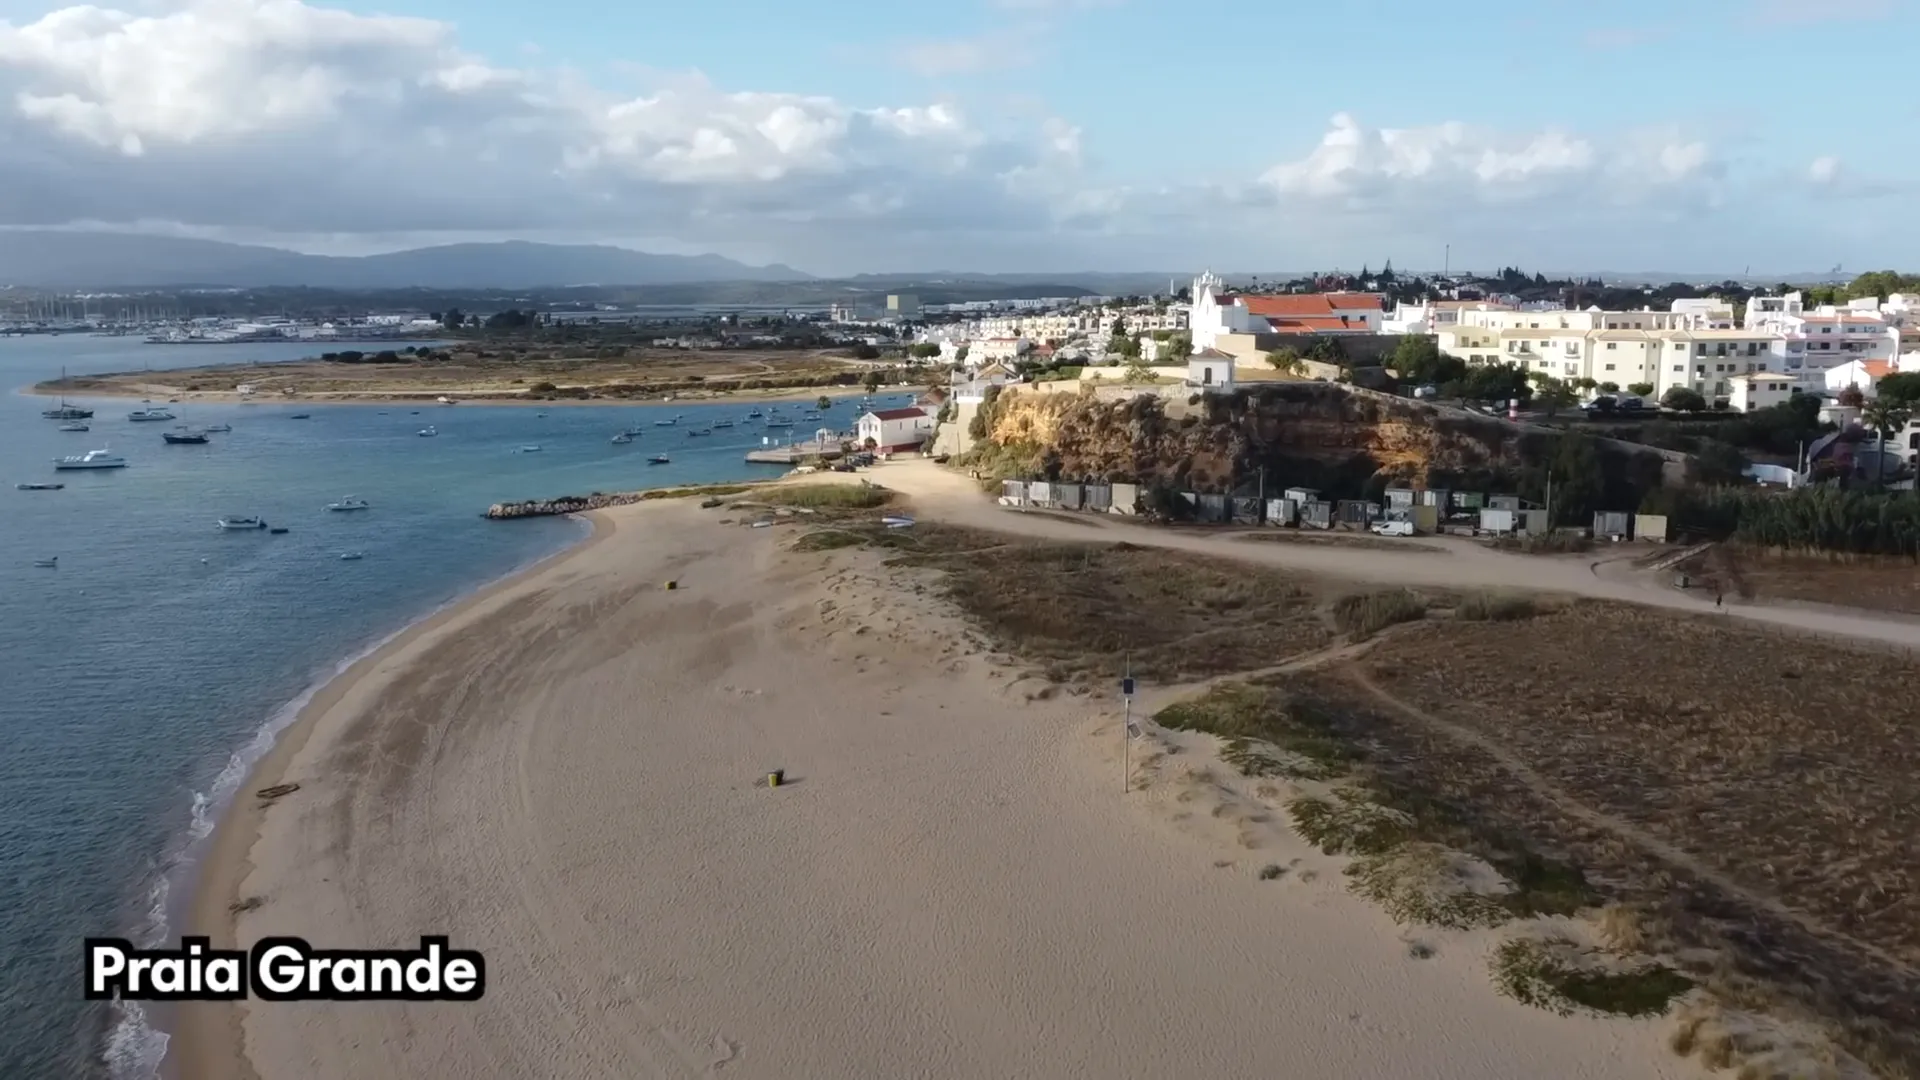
1389 335 1443 381
1266 346 1306 377
1598 381 1620 393
1661 386 1708 412
1836 383 1866 408
909 342 942 359
850 343 881 360
862 372 882 394
1626 382 1655 397
1165 332 1193 363
439 308 464 330
1860 399 1914 486
817 395 833 410
1690 440 1751 487
1535 377 1578 417
1876 372 1920 405
1122 359 1154 384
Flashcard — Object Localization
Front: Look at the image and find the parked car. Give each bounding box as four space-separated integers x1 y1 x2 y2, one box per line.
1369 520 1416 537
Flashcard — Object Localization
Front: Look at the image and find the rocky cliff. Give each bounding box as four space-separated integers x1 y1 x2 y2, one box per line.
969 383 1666 501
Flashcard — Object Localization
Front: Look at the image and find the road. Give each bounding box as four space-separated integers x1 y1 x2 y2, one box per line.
868 458 1920 651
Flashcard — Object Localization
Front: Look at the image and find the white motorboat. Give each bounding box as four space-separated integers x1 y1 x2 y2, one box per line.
217 516 268 530
417 426 438 437
326 496 370 512
339 551 365 561
654 417 678 427
54 449 127 470
58 422 89 432
33 557 58 568
127 407 176 422
516 445 543 453
203 423 232 433
611 432 634 444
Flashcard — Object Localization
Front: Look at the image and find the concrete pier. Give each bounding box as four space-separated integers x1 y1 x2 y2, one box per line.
744 438 848 464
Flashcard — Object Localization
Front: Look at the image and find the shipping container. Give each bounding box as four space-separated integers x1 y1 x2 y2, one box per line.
1001 479 1027 503
1451 491 1486 511
1028 480 1053 507
1592 511 1631 539
1265 498 1298 526
1479 508 1517 534
1054 482 1084 510
1488 494 1521 511
1284 487 1319 505
1084 483 1113 512
1231 496 1264 524
1634 513 1668 542
1301 501 1334 529
1520 509 1551 535
1197 493 1230 523
1109 483 1140 514
1410 504 1440 534
1334 499 1377 526
1384 487 1416 508
1417 488 1450 508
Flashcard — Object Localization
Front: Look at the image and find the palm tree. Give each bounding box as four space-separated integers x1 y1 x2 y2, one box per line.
1860 399 1913 486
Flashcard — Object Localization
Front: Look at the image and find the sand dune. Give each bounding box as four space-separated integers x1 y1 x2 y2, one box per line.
180 494 1688 1079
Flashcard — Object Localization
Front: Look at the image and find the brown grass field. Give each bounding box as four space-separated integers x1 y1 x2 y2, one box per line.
1683 544 1920 617
45 347 869 400
1331 602 1920 1075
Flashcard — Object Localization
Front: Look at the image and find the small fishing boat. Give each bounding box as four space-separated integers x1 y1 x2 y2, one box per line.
654 417 679 427
33 557 58 568
623 426 646 438
611 432 634 444
58 422 89 432
55 449 127 470
515 445 543 453
339 551 365 561
216 516 269 530
203 423 232 433
42 403 92 420
763 417 794 429
288 413 311 420
127 406 176 422
417 426 438 437
161 429 209 444
268 527 290 534
648 455 670 465
326 496 370 512
686 429 711 438
16 482 65 490
711 419 735 429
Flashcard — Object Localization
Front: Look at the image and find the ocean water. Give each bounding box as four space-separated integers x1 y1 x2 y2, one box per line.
0 336 914 1078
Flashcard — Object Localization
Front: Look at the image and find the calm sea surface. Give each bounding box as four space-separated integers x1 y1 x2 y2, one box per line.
0 335 911 1078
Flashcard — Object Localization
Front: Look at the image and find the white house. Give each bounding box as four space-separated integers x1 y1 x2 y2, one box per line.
1187 348 1236 393
1726 372 1797 412
1822 359 1894 398
970 337 1027 364
1187 271 1383 349
856 407 936 452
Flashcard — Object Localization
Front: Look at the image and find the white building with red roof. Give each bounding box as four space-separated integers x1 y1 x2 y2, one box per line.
856 406 937 452
1188 271 1384 349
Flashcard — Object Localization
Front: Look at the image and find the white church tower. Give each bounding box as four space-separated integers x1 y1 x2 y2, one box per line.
1189 270 1229 350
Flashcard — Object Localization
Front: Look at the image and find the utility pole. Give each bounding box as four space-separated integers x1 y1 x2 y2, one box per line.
1545 469 1554 529
1121 654 1136 794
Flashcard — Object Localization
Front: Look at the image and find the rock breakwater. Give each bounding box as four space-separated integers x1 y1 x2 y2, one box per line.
486 493 647 519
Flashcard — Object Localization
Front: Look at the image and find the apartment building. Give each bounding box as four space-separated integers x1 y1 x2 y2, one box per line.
1745 292 1899 370
1727 373 1798 412
968 307 1183 344
1438 315 1788 399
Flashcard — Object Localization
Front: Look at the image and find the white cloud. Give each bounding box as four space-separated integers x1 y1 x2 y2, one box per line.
893 32 1034 76
1260 113 1718 211
1809 155 1841 184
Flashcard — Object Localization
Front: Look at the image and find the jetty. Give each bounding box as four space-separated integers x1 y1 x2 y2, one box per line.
487 492 651 519
744 437 848 465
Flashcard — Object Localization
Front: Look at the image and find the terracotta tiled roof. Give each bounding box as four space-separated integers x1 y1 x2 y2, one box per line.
868 407 930 421
1235 292 1384 318
1862 360 1893 378
1267 315 1373 333
1193 347 1235 359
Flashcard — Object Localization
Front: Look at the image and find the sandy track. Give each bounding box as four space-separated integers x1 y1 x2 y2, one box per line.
183 496 1683 1080
870 459 1920 651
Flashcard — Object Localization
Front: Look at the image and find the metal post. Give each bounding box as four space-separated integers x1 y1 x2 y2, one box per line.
1122 695 1131 793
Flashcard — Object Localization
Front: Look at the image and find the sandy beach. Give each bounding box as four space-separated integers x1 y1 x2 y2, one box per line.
176 480 1697 1080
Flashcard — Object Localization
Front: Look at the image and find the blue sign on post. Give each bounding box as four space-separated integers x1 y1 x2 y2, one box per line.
1121 677 1135 698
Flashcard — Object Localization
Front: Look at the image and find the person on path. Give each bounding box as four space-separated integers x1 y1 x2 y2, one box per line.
1715 591 1724 610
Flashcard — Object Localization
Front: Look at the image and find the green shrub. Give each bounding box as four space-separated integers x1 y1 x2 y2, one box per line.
1329 589 1428 638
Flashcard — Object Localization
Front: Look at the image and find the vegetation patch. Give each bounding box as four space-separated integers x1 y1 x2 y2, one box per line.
791 530 865 552
1287 791 1413 856
1491 936 1693 1019
638 483 755 501
1491 531 1593 555
767 483 893 509
1452 591 1542 622
1329 589 1429 639
1346 843 1514 930
873 526 1331 684
1154 683 1356 782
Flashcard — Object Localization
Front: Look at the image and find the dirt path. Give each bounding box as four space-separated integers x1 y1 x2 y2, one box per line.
871 459 1920 652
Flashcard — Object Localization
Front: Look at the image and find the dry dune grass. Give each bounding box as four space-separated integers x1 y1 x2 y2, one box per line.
1360 601 1920 1076
809 523 1333 685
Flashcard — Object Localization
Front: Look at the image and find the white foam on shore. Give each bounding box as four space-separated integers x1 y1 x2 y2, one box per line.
106 518 591 1080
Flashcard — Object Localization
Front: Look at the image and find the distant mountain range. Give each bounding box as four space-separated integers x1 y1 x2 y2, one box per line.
0 233 811 289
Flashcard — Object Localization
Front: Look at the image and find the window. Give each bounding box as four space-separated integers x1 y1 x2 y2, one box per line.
1606 342 1617 350
1604 363 1616 371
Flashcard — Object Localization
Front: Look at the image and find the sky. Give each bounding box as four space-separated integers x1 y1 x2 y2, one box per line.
0 0 1915 276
